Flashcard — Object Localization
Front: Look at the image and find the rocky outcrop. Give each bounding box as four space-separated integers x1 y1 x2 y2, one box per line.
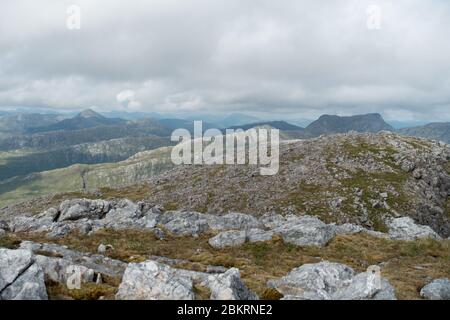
420 278 450 300
116 260 257 300
268 261 396 300
58 199 111 221
0 248 48 300
387 217 441 241
20 241 126 281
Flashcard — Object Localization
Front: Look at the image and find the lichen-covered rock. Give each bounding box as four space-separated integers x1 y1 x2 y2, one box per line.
268 261 396 300
268 261 355 299
387 217 441 240
58 199 111 221
208 268 258 300
160 211 210 236
208 212 262 231
0 248 48 300
420 278 450 300
246 228 274 243
273 216 336 246
208 230 247 249
116 260 195 300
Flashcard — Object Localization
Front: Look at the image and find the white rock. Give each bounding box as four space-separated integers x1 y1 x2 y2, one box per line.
116 260 195 300
0 248 48 300
387 217 441 241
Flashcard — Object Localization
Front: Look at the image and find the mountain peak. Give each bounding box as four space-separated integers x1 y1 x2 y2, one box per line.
77 109 103 118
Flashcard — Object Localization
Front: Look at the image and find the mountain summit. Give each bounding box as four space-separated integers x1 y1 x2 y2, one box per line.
305 113 394 136
77 109 105 119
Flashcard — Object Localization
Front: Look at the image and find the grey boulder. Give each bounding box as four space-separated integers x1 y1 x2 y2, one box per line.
0 248 48 300
387 217 441 241
273 216 336 246
116 260 195 300
268 261 396 300
208 230 247 249
420 278 450 300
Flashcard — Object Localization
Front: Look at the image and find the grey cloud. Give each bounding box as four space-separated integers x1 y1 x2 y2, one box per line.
0 0 450 121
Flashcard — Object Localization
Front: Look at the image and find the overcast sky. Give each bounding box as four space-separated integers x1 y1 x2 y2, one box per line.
1 0 450 121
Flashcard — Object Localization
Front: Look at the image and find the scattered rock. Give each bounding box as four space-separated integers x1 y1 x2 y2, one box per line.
420 278 450 300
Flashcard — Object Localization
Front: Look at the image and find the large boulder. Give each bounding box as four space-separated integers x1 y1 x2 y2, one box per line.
0 248 48 300
268 261 355 299
208 212 262 231
208 268 258 300
116 260 195 300
208 230 247 249
101 199 143 229
58 199 111 222
268 261 396 300
420 278 450 300
160 211 210 236
387 217 441 241
272 216 336 246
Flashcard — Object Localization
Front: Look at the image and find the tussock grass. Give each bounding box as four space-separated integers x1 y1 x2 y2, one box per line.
3 230 449 300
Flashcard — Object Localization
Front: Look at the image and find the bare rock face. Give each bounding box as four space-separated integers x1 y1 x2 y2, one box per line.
268 261 396 300
420 278 450 300
0 248 48 300
387 217 441 241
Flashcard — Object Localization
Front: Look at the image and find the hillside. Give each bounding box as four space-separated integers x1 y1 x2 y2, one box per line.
2 132 450 239
398 122 450 144
0 119 172 151
0 136 171 180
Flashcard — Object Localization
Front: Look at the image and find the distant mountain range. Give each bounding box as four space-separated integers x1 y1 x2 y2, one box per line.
26 109 125 133
398 123 450 144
